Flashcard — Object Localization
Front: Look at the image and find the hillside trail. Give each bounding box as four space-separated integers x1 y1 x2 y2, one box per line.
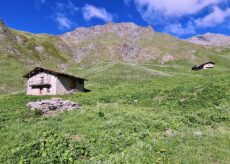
126 63 172 76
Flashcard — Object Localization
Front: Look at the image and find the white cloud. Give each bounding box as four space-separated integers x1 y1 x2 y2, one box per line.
54 13 73 30
164 23 196 36
55 1 79 14
51 1 79 30
128 0 230 36
134 0 226 20
195 7 230 28
82 4 113 22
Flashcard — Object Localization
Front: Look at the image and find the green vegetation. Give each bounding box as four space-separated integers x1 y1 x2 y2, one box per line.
0 61 230 163
0 28 74 95
0 22 230 163
0 53 26 95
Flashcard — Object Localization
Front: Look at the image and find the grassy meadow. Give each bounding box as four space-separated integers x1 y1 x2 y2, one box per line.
0 61 230 163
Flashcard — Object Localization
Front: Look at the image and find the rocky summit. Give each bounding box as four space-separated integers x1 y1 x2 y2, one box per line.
187 33 230 46
59 22 158 64
60 22 154 43
58 22 203 64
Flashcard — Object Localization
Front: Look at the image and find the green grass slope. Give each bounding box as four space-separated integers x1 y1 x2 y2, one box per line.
1 21 230 163
0 24 74 95
0 62 230 163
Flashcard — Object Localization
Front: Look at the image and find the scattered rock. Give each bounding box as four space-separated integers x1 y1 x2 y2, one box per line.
35 45 45 53
27 98 80 116
70 134 84 142
134 99 138 103
165 129 177 137
161 54 174 64
58 63 69 69
67 89 79 94
193 131 202 138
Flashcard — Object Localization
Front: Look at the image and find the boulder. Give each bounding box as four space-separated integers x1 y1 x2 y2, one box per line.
27 98 80 116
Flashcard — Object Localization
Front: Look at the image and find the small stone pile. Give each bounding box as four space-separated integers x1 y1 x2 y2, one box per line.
27 98 80 116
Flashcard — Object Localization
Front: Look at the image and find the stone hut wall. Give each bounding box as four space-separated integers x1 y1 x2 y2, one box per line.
27 72 57 95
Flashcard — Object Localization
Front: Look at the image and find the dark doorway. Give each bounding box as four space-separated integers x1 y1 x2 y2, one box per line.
40 88 43 95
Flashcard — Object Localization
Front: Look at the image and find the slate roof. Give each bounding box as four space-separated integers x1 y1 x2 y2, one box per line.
23 67 87 81
192 61 215 71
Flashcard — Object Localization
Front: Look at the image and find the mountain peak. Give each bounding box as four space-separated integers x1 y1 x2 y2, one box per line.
0 19 4 24
104 22 153 30
0 19 17 43
73 22 154 31
0 19 8 33
60 22 154 43
187 33 230 46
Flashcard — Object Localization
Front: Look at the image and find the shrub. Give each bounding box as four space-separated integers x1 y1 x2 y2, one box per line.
9 132 90 163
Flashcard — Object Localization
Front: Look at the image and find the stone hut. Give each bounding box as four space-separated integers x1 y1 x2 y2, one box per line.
192 61 215 71
23 67 87 95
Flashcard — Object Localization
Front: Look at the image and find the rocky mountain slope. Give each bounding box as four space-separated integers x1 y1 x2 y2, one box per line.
0 20 73 66
2 19 230 67
0 20 218 67
187 33 230 46
59 22 204 65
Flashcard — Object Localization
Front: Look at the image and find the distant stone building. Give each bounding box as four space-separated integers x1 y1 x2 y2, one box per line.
192 61 215 71
23 67 87 95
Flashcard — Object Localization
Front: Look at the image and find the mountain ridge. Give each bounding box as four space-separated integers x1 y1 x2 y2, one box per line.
1 19 228 67
1 19 229 67
3 19 230 47
58 22 207 65
187 33 230 46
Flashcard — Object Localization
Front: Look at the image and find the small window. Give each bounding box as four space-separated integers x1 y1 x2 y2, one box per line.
41 77 44 83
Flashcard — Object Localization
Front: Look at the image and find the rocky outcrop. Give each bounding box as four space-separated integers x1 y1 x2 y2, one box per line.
60 22 154 43
0 19 17 42
27 98 80 116
0 19 73 65
59 22 157 64
187 33 230 46
0 19 20 56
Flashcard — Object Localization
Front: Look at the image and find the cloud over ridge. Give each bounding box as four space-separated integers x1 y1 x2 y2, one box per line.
126 0 230 36
82 4 113 22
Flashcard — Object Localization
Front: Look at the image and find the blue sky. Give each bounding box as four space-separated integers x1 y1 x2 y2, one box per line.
1 0 230 38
